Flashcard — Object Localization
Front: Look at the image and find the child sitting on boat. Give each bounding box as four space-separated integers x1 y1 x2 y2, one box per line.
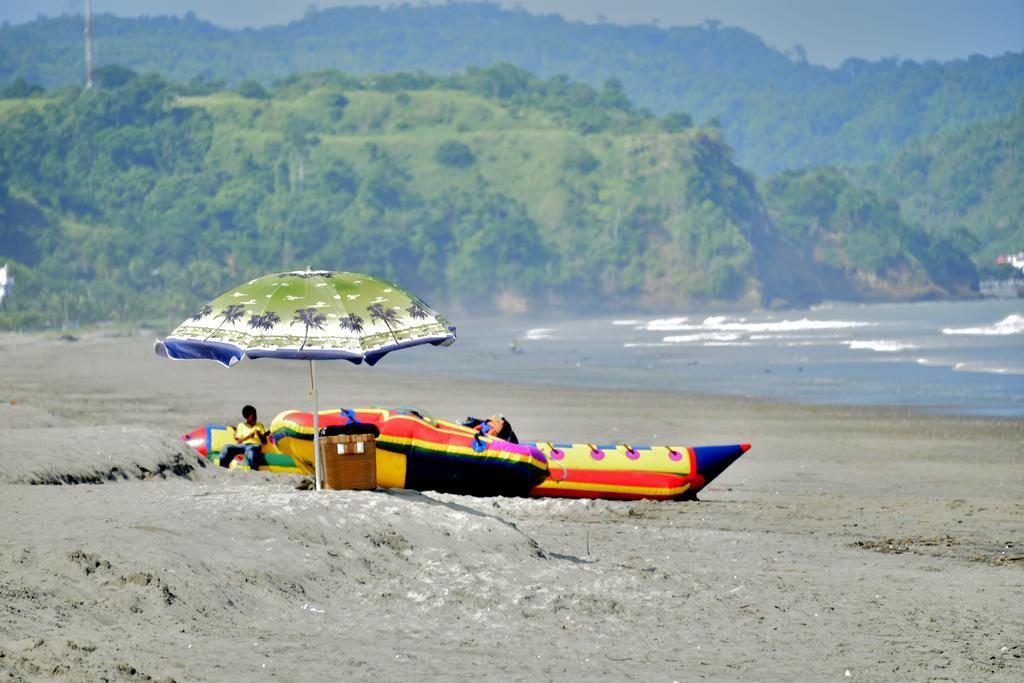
219 405 269 469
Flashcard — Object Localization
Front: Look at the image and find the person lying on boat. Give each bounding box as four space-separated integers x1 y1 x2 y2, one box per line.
220 404 269 469
463 414 519 443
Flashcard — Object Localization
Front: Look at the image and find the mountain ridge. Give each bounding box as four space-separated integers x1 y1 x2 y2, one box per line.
2 3 1021 174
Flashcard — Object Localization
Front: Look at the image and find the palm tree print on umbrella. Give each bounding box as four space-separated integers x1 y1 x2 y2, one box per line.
339 313 365 333
204 303 245 340
261 311 281 330
292 307 327 349
190 304 213 321
368 303 402 344
248 311 281 331
407 303 428 320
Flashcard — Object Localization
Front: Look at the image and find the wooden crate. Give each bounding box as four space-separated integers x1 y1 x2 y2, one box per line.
320 434 377 490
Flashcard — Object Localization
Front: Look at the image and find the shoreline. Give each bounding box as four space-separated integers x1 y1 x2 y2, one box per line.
2 328 1021 427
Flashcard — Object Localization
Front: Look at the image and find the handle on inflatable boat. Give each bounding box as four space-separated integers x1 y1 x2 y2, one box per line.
396 406 434 424
550 461 569 482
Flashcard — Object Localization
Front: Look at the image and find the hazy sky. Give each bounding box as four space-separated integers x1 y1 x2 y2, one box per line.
1 0 1021 67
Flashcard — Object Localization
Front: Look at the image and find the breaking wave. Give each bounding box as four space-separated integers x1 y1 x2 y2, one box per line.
845 340 917 352
643 317 690 331
941 314 1024 336
663 332 742 344
953 362 1024 376
523 328 554 340
916 356 1024 376
644 316 874 334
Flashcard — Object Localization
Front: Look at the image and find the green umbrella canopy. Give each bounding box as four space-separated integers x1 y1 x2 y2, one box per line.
156 270 455 367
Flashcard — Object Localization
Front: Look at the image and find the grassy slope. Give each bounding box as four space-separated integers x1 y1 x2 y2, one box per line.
182 89 758 305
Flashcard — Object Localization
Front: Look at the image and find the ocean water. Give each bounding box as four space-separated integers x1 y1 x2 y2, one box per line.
385 299 1024 418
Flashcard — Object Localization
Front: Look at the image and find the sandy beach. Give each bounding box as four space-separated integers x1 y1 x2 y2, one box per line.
0 330 1021 681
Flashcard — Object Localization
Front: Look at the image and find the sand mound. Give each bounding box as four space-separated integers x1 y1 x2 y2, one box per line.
1 424 209 485
0 439 568 681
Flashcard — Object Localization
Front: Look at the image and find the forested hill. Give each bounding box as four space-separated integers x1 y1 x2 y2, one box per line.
848 103 1024 270
2 3 1022 174
0 68 975 329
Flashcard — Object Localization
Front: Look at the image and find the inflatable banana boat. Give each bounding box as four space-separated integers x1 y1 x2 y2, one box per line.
532 442 750 500
183 407 749 500
272 408 549 497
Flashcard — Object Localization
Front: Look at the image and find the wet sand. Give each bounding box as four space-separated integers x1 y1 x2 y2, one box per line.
0 330 1021 681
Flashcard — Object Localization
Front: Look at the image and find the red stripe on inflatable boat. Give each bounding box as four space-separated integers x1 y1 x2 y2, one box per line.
530 468 690 501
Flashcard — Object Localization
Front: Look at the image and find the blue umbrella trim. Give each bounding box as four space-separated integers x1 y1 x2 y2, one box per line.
247 348 366 363
157 338 245 367
363 333 456 366
156 329 456 368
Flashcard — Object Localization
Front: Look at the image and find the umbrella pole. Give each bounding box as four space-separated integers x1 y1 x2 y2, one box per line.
310 359 322 491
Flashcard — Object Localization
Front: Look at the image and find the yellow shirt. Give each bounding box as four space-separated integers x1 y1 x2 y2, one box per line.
235 421 267 446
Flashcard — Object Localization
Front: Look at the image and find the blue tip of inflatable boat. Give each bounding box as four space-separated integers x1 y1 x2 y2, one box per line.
693 443 750 487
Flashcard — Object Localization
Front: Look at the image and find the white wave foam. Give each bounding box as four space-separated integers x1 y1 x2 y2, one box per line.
622 342 670 348
952 361 1024 375
846 340 917 352
612 319 641 326
644 317 690 330
917 357 1024 375
717 318 873 333
523 328 554 340
985 367 1024 375
704 341 754 347
749 333 846 340
646 315 873 333
663 332 742 344
942 314 1024 336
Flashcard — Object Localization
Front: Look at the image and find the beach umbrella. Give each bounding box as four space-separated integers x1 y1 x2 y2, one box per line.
155 269 455 490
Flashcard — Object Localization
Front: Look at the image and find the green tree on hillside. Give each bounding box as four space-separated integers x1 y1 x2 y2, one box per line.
236 79 269 99
435 140 475 168
0 78 43 98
